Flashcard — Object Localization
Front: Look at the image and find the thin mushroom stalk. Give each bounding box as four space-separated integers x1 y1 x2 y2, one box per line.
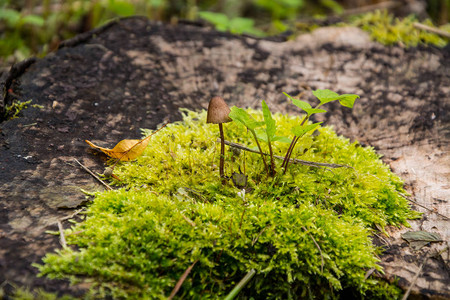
219 123 225 178
206 96 232 184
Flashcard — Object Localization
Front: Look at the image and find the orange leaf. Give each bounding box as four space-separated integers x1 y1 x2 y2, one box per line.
85 137 151 161
85 123 168 162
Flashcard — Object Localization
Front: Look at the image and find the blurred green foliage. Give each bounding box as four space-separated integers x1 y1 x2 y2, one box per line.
0 0 449 69
350 10 450 47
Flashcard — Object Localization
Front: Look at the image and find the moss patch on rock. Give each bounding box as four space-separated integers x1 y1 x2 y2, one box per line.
37 109 420 299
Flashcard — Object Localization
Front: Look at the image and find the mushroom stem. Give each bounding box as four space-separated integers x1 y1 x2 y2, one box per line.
219 123 226 182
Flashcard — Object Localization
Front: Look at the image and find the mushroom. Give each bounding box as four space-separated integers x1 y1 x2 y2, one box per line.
206 96 231 182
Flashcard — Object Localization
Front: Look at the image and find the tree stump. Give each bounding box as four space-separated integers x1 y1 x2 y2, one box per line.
0 16 448 298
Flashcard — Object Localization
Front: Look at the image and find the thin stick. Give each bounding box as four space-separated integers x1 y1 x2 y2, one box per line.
302 226 324 273
181 214 197 227
252 227 267 246
221 140 351 169
401 253 429 300
224 269 256 300
57 221 67 248
59 208 85 222
267 139 276 175
74 158 112 190
281 137 296 169
413 22 450 39
283 136 300 174
250 130 269 175
168 259 198 300
399 193 449 220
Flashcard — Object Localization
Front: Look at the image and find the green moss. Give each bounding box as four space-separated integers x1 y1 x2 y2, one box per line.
37 109 419 298
3 99 43 120
350 10 449 47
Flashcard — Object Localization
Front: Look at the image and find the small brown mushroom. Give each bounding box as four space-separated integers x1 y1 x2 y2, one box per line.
206 96 231 182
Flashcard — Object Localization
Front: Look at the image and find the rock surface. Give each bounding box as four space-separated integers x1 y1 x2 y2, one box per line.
0 16 448 298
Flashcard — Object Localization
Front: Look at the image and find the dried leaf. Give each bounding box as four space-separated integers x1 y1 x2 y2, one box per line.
402 231 443 250
85 123 168 161
85 137 151 161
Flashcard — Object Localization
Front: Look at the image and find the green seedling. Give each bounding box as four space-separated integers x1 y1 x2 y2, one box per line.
282 89 359 174
256 100 291 175
229 106 269 175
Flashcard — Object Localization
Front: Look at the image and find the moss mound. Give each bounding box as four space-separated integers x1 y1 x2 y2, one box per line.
37 109 419 299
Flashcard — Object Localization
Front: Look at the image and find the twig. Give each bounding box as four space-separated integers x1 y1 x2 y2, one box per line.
413 22 450 39
252 227 267 246
57 221 67 248
221 139 351 169
224 269 256 300
401 252 430 300
59 208 85 222
302 226 324 273
181 214 196 227
168 259 198 300
73 158 112 190
399 193 449 220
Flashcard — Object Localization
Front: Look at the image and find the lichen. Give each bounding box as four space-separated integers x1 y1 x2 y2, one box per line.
37 109 419 299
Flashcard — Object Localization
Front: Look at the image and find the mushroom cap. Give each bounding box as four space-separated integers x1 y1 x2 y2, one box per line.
206 96 232 124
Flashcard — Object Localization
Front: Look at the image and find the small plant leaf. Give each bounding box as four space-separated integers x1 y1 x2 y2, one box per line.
312 89 340 105
313 89 360 108
198 11 229 31
337 94 359 108
21 14 45 27
402 231 443 250
284 93 327 116
229 106 264 130
261 100 276 140
0 8 21 26
271 135 291 143
292 122 323 137
256 129 291 143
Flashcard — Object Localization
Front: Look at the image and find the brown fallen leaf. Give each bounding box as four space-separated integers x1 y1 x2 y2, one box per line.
85 123 168 161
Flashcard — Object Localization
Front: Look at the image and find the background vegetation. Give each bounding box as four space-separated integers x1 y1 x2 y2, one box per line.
1 0 449 72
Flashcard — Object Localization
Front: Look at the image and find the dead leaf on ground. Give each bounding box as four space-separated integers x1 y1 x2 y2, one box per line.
401 231 443 250
86 138 150 161
85 123 168 161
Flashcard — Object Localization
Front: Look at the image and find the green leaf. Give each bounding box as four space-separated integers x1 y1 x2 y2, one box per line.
261 100 276 141
272 135 291 143
284 92 311 109
338 94 359 108
229 17 254 34
292 122 323 137
0 8 21 26
229 106 264 131
312 89 340 105
21 14 45 27
285 92 327 116
198 11 229 31
107 0 135 17
313 89 360 108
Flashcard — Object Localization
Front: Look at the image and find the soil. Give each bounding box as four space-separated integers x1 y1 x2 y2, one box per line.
0 16 449 298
